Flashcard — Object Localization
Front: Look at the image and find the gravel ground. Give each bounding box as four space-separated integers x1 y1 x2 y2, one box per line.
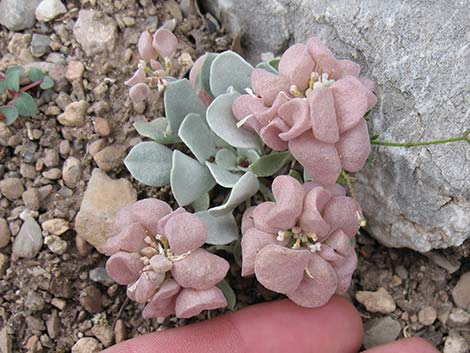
0 1 469 352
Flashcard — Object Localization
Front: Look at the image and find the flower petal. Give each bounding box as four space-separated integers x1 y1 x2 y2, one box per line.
130 199 173 234
252 202 278 234
260 117 289 151
156 207 186 234
331 76 369 133
241 206 256 234
150 254 173 273
189 54 206 88
256 91 290 126
175 287 227 318
129 83 151 104
252 68 290 106
337 119 371 172
103 223 147 256
319 229 353 264
163 211 207 255
125 68 146 87
323 196 361 237
358 78 377 110
278 98 311 141
138 31 158 61
278 43 315 91
306 37 339 77
142 279 181 318
232 94 265 132
264 175 304 231
299 187 332 239
308 87 339 143
152 28 178 58
303 182 346 197
130 271 166 303
289 131 342 186
288 253 337 307
171 248 229 290
112 204 137 233
333 250 357 293
106 252 143 285
338 60 361 78
241 227 284 276
143 296 176 318
254 244 311 295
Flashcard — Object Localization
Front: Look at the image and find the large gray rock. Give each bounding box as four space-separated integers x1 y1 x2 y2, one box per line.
203 0 470 251
0 0 41 31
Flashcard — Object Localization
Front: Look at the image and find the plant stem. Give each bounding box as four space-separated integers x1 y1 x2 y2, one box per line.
341 170 356 200
371 136 466 147
21 80 43 92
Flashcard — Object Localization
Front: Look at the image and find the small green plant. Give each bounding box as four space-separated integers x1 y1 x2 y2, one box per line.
0 66 54 125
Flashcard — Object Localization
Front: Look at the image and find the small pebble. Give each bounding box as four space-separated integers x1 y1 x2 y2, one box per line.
25 335 42 352
62 156 82 188
363 317 401 349
114 320 126 344
0 218 11 248
79 286 103 313
448 307 470 327
76 235 93 257
57 101 89 127
94 117 111 137
89 267 114 286
71 337 102 353
0 253 9 276
91 324 114 347
0 327 12 353
31 33 51 58
50 298 66 310
418 306 437 326
42 218 70 235
355 287 396 314
22 188 41 211
65 60 85 82
45 235 68 255
12 216 43 259
42 168 62 180
444 331 468 353
452 272 470 309
25 291 45 312
46 310 60 339
35 0 67 22
0 178 24 200
88 139 105 157
44 149 60 167
93 145 126 172
20 163 37 179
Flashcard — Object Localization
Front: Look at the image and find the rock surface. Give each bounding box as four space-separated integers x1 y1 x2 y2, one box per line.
355 287 396 314
74 169 136 252
363 317 401 349
12 216 43 259
452 272 470 310
73 10 117 57
35 0 67 22
0 0 41 31
203 0 470 251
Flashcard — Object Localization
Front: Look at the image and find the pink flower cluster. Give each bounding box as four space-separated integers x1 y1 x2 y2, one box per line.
232 37 377 185
104 199 230 319
241 175 360 307
125 28 178 104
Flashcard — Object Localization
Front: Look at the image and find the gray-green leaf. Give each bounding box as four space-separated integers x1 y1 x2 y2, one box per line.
0 78 6 93
209 171 259 216
28 67 45 82
249 151 293 177
191 192 210 212
216 279 236 310
179 113 217 163
215 149 238 171
124 141 173 187
6 66 24 92
206 162 242 188
164 78 206 133
195 210 239 245
170 150 216 206
209 51 253 96
13 92 37 117
0 106 19 125
134 116 181 144
195 52 218 97
40 76 54 90
207 91 261 149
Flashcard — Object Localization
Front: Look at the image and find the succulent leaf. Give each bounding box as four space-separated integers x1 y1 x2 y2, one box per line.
216 279 236 310
207 91 261 149
134 116 181 144
40 76 54 90
206 162 242 188
170 150 216 206
195 210 239 245
209 171 259 216
13 92 37 117
195 52 218 97
28 67 45 82
209 51 253 96
0 78 5 93
164 78 206 133
288 169 303 183
249 150 293 177
256 61 278 74
179 113 218 163
236 149 260 171
191 192 210 212
0 106 19 125
6 66 24 91
124 141 173 187
215 148 238 171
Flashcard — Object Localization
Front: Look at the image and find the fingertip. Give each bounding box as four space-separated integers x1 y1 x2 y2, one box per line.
363 337 439 353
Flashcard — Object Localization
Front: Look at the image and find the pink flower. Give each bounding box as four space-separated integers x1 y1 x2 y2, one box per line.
189 54 214 106
104 199 230 319
232 37 377 185
241 175 360 308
